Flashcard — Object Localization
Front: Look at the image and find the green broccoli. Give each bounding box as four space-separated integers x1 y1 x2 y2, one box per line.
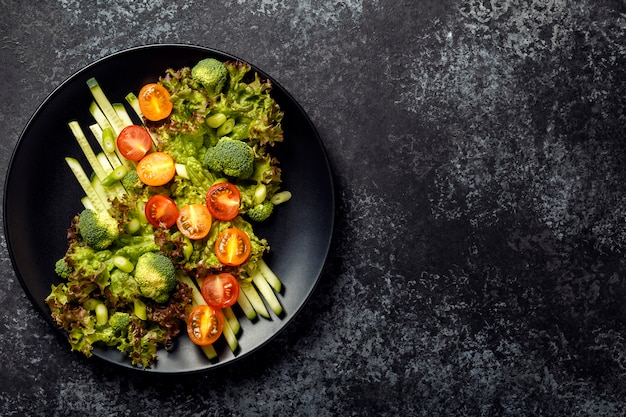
191 58 228 96
133 252 176 304
203 137 254 179
78 208 120 250
108 311 131 334
107 269 142 304
246 200 274 222
121 170 143 193
55 258 72 279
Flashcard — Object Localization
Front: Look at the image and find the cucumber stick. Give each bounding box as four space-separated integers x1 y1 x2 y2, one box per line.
65 157 109 215
87 77 126 135
236 289 258 320
239 280 271 319
257 259 282 293
251 271 283 316
223 306 240 335
222 319 238 352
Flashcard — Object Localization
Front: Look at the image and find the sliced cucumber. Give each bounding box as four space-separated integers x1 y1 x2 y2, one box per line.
252 271 283 316
239 280 270 319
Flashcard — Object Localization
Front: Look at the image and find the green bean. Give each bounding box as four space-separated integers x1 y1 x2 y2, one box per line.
182 237 193 261
134 299 147 320
95 303 108 326
206 113 227 128
83 298 100 311
270 191 292 205
113 255 134 273
125 218 141 235
254 184 267 206
101 165 128 186
102 127 116 153
216 118 235 137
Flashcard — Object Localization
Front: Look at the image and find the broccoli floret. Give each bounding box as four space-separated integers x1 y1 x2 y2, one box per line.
191 58 228 96
121 170 143 193
78 209 120 250
133 252 176 304
203 137 254 179
108 269 142 304
247 200 274 222
55 258 72 279
108 312 131 333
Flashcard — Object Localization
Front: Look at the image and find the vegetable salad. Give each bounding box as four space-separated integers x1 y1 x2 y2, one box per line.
46 58 290 368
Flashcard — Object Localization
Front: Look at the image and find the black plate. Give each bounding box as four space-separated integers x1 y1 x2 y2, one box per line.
4 44 334 373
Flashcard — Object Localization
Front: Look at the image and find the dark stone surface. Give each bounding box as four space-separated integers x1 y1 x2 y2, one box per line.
1 1 626 415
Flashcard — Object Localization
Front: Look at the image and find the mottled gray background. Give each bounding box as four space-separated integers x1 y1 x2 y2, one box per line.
2 1 626 416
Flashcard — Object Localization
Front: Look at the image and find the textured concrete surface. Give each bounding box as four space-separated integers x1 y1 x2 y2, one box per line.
1 1 626 416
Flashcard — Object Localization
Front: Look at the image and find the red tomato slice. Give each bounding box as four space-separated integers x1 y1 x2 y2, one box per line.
138 83 173 121
214 228 251 266
137 152 176 186
145 195 179 229
177 204 213 240
205 182 240 221
201 273 240 308
117 125 153 161
186 305 224 346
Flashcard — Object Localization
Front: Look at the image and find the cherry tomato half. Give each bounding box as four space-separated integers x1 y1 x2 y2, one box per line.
201 273 240 309
186 305 224 346
137 151 176 186
145 195 179 229
138 83 173 121
177 204 213 240
117 125 153 161
215 228 251 266
206 182 240 221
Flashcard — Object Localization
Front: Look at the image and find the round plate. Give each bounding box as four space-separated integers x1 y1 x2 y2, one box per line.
4 44 334 373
